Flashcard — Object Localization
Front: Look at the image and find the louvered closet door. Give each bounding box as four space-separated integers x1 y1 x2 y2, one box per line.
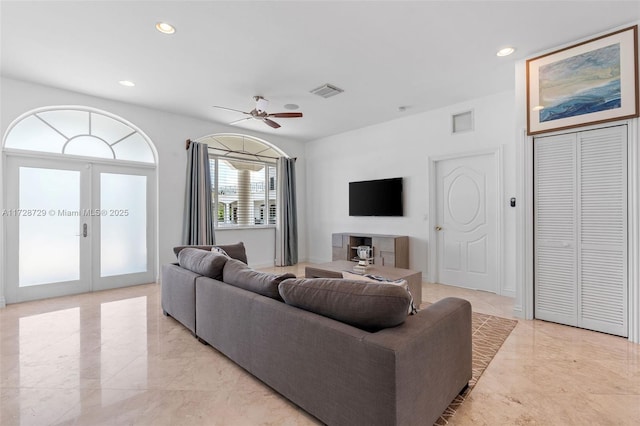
534 133 578 326
578 127 627 336
534 125 627 337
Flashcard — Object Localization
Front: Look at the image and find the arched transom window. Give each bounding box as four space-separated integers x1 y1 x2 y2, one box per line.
196 133 287 163
4 108 155 163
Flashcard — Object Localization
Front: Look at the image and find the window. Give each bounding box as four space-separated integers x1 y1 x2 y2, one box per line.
210 157 277 227
197 134 286 229
4 108 155 163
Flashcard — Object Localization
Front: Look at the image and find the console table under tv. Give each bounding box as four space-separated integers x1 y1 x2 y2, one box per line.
331 233 409 269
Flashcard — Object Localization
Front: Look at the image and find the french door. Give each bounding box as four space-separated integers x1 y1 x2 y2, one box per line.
4 154 155 303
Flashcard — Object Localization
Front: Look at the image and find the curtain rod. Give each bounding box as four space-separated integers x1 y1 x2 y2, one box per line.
185 139 296 161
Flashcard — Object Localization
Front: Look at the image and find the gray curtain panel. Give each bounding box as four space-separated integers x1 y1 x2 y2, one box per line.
182 141 216 245
276 157 298 266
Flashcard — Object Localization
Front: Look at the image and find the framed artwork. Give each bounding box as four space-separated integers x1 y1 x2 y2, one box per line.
527 25 638 135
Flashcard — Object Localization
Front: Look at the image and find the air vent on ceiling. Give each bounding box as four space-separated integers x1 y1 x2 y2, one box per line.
310 83 344 98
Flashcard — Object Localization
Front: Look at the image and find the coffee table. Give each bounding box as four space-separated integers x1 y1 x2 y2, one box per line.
305 260 422 307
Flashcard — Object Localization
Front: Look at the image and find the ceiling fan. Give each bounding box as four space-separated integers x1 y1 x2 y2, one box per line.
213 96 303 129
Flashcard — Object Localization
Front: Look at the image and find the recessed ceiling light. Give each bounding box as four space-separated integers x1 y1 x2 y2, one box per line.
284 104 299 110
119 80 135 87
496 47 516 57
156 22 176 34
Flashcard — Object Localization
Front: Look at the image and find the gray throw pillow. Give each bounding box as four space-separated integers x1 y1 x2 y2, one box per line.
278 278 410 331
215 242 248 264
342 271 419 315
173 241 248 264
223 258 296 300
177 248 228 280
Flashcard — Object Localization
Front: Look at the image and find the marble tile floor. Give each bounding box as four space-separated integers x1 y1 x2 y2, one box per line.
0 263 637 425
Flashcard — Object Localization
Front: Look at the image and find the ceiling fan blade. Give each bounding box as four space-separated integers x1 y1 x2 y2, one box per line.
212 106 250 115
229 117 253 125
267 112 303 118
263 118 281 129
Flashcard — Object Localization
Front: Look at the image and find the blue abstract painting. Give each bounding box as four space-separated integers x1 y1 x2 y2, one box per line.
538 43 621 123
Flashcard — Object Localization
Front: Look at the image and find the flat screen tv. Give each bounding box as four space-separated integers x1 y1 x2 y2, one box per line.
349 177 403 216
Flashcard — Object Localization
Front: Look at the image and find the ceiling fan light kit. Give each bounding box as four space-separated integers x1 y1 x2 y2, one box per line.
255 96 269 112
213 95 303 129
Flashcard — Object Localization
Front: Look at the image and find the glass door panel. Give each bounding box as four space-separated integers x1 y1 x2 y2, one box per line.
19 167 81 286
100 173 147 277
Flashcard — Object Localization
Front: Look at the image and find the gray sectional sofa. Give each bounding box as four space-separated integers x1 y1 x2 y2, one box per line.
161 243 472 426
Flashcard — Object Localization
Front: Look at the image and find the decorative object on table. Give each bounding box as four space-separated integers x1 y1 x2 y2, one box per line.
527 25 638 135
353 245 372 273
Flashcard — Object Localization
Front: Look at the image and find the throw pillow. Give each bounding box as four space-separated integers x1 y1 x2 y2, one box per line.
211 246 230 257
215 242 248 264
177 247 228 280
278 278 410 331
173 241 248 264
342 271 419 315
223 258 295 300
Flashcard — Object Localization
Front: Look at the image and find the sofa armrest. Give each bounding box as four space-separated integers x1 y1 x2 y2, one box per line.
364 297 472 426
161 263 200 334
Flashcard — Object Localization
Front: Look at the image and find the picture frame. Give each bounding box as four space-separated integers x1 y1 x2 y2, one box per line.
527 25 638 135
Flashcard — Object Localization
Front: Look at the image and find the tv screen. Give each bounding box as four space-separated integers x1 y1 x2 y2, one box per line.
349 177 403 216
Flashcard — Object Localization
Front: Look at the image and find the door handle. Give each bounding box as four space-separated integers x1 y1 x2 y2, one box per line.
435 226 442 231
83 223 87 237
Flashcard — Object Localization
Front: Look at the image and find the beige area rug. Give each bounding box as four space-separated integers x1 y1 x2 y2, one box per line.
434 311 518 425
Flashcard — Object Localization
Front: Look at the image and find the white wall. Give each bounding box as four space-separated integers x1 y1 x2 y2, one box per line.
0 77 307 304
304 90 517 296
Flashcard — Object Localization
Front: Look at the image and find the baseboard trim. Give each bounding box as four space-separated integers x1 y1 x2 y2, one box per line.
501 289 516 298
512 305 523 318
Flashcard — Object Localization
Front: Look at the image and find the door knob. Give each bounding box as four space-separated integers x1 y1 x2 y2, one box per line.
435 226 442 231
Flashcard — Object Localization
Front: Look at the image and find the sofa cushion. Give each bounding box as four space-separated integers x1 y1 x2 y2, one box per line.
223 258 296 300
178 248 228 280
342 271 419 315
278 278 410 330
173 242 248 264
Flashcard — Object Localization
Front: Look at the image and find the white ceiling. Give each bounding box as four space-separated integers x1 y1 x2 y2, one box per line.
1 1 639 142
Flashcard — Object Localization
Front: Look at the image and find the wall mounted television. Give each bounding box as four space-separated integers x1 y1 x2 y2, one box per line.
349 177 403 216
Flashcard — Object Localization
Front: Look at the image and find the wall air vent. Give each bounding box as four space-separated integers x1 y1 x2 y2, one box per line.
310 83 344 98
452 110 474 134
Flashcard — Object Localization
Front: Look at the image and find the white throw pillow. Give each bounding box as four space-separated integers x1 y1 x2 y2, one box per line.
342 271 418 315
211 246 230 257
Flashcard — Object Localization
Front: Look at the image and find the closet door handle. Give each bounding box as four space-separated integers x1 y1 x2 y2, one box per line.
83 223 87 237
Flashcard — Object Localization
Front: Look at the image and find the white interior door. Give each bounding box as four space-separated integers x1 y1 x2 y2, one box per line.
4 155 155 303
435 153 498 292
